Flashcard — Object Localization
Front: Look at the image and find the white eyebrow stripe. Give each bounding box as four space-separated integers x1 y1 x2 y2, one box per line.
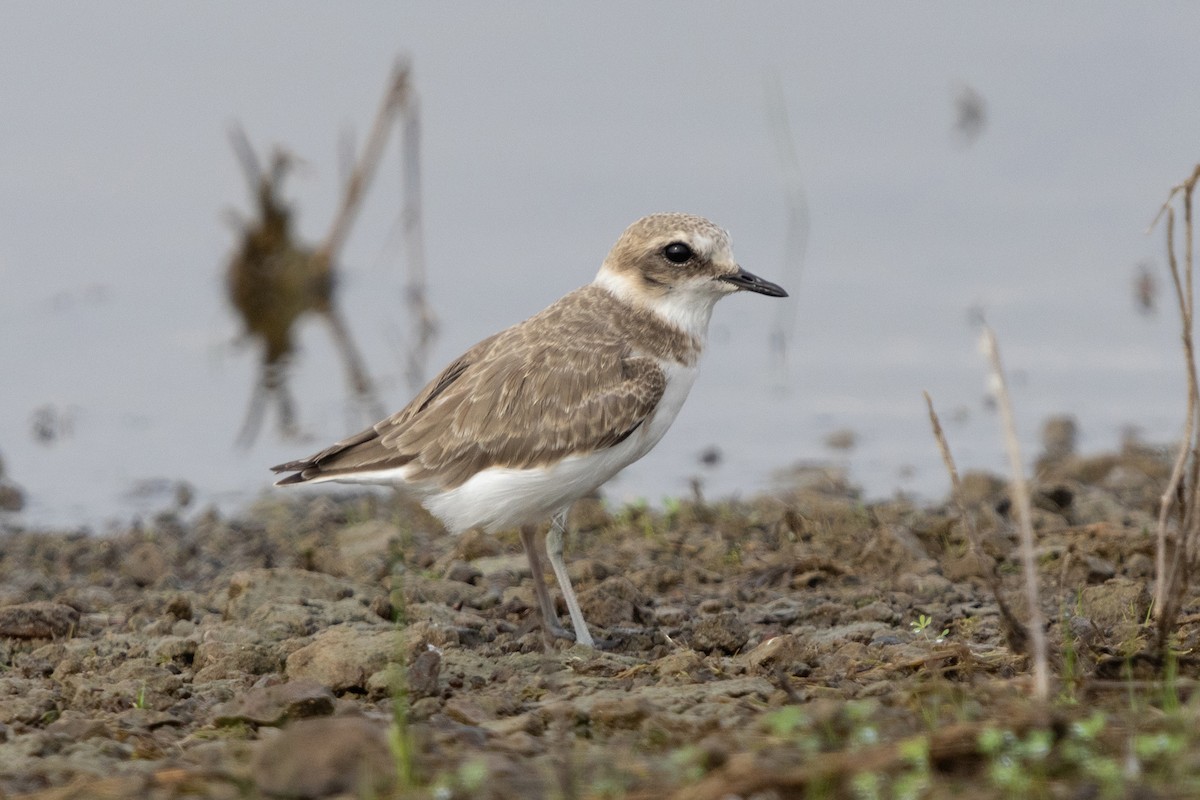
687 232 717 258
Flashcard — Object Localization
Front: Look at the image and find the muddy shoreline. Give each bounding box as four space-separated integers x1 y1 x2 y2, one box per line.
0 441 1197 798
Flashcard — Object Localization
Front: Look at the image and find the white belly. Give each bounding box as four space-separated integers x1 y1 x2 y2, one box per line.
425 359 700 533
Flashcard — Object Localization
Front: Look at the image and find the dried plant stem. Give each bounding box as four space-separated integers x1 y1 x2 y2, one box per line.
763 71 808 374
923 391 977 543
399 72 437 391
980 327 1049 701
1151 165 1200 648
319 60 413 262
923 391 1029 652
1155 207 1195 621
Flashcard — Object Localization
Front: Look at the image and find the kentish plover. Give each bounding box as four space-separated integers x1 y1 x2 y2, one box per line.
272 213 787 647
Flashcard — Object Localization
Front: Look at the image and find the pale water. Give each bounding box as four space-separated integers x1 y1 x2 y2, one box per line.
1 3 1195 528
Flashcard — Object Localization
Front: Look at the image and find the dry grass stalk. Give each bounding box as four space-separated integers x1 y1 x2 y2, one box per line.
397 70 437 392
980 326 1049 701
226 61 419 444
763 71 807 375
1150 164 1200 649
923 391 1029 653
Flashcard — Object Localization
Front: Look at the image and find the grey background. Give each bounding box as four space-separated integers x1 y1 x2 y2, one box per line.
1 3 1194 526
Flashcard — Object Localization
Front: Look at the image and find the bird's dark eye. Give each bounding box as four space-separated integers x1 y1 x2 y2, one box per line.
663 242 694 264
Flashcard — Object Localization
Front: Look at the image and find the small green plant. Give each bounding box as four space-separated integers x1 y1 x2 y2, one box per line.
845 701 880 748
387 569 418 791
666 745 708 784
763 705 808 738
1160 645 1180 715
894 736 933 800
977 714 1126 800
850 770 883 800
135 682 148 710
662 495 682 528
1059 608 1080 704
430 757 489 799
910 614 948 643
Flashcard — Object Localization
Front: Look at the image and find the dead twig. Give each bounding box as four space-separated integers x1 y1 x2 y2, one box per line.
923 390 1030 654
225 60 424 444
397 69 437 391
980 326 1050 702
763 70 808 377
1150 164 1200 653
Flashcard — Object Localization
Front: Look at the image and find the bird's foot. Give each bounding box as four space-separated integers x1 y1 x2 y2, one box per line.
539 619 617 651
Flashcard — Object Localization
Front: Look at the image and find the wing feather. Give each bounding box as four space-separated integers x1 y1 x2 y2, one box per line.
271 287 686 489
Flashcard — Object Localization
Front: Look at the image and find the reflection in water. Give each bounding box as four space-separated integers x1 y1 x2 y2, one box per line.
0 451 25 512
30 404 75 445
224 61 425 445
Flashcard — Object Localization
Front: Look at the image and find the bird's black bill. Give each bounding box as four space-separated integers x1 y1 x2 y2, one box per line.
720 267 788 297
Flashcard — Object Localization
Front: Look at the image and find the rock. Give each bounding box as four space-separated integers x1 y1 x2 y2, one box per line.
578 577 649 628
285 626 402 692
895 572 953 595
444 560 482 585
194 640 282 681
455 529 503 560
333 520 402 582
588 696 655 732
739 634 805 675
852 601 896 624
1078 577 1151 642
154 636 198 668
407 648 441 699
444 696 490 727
45 711 109 740
115 707 184 731
690 611 749 655
53 586 117 615
212 680 336 727
1083 554 1118 583
943 550 995 582
244 597 384 639
224 568 373 620
122 541 168 587
650 650 717 684
253 716 396 798
165 593 193 620
0 602 79 639
0 677 60 724
471 554 529 582
653 605 687 627
364 647 442 701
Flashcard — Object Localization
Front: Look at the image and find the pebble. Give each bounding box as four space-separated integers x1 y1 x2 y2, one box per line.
211 679 336 727
0 601 79 639
285 625 402 692
253 716 396 798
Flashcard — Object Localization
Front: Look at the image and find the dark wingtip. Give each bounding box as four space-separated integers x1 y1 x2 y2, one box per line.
271 459 314 486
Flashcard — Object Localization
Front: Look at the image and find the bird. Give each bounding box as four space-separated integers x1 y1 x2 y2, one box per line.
271 213 787 648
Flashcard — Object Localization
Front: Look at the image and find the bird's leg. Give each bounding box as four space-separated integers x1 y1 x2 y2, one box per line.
519 524 575 645
545 510 596 648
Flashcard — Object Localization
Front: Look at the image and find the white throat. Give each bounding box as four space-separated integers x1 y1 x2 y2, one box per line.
593 266 721 343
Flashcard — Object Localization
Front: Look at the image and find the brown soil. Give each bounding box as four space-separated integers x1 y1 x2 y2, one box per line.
1 441 1198 799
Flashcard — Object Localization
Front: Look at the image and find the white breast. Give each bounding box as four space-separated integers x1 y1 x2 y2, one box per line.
424 357 700 534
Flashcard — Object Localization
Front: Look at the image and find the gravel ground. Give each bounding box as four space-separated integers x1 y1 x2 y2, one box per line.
1 439 1198 799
